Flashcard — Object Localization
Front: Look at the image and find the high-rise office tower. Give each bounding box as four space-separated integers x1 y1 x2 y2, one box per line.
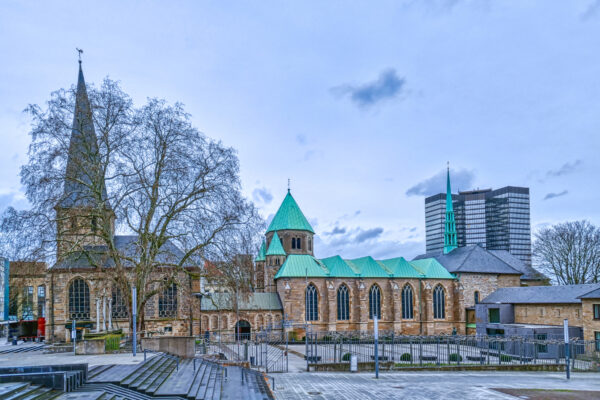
425 172 532 266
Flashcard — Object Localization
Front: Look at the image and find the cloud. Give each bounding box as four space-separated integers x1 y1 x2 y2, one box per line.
355 227 384 243
296 134 307 145
252 187 273 204
325 226 347 236
0 192 29 212
581 0 600 20
406 168 475 197
546 160 583 178
543 190 568 201
332 69 406 108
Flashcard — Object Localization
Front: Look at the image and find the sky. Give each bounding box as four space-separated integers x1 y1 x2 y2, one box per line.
1 1 600 260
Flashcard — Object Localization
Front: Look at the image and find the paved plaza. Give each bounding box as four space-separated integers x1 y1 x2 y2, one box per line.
273 371 600 400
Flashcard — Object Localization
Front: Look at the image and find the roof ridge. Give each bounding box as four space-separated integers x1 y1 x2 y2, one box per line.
485 247 523 274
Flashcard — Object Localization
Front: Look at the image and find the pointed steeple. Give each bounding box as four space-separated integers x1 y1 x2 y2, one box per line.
266 191 314 233
59 59 108 208
266 232 286 256
255 240 266 262
444 164 457 254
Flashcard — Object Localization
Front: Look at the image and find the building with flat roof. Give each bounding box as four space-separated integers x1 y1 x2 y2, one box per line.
425 179 532 266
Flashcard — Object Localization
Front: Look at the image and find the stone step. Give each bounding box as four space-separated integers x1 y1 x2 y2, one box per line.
137 359 176 392
87 365 114 380
19 386 55 400
120 355 164 387
196 365 220 400
194 364 215 400
53 392 106 400
2 384 42 400
187 363 208 399
153 359 195 396
87 364 139 384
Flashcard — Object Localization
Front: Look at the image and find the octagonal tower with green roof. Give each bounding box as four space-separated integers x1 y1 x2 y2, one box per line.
262 189 315 292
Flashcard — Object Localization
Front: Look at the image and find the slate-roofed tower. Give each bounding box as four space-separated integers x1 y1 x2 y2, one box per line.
262 189 315 291
55 59 115 260
444 165 458 254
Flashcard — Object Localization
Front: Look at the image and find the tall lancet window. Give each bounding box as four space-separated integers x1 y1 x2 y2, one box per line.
305 284 318 321
159 283 178 318
433 285 446 319
337 284 349 320
402 284 414 319
69 278 90 320
369 285 381 319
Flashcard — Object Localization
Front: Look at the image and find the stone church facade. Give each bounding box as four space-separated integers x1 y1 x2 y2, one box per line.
201 170 543 337
43 62 203 343
25 62 544 342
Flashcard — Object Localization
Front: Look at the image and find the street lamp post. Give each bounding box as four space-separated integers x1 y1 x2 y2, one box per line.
132 285 137 357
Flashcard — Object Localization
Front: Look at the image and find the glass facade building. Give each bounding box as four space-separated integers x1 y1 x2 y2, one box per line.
425 186 532 266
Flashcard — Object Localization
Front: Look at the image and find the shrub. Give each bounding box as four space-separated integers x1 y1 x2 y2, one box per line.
342 352 352 362
400 353 412 362
499 354 512 362
448 353 463 362
104 334 121 352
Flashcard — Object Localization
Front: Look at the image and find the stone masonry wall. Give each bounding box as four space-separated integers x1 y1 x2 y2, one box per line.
580 299 600 341
276 277 462 335
513 304 582 326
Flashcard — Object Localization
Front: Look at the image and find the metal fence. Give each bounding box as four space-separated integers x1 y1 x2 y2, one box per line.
302 332 600 371
196 330 289 373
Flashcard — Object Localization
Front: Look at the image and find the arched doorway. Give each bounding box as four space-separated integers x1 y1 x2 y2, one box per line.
235 320 251 341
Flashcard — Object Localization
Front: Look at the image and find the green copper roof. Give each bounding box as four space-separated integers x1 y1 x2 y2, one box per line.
444 166 458 254
200 292 282 311
275 254 455 280
410 258 455 279
379 257 423 278
274 254 328 278
266 191 314 233
266 232 286 256
255 240 266 262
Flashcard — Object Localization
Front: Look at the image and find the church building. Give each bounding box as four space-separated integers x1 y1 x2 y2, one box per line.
200 168 542 337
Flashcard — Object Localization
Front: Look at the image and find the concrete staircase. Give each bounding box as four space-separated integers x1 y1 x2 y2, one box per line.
0 354 273 400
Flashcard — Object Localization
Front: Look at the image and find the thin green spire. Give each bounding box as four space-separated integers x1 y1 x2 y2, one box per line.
444 163 457 254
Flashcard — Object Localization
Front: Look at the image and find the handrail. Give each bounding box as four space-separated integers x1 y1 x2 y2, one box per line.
143 349 180 370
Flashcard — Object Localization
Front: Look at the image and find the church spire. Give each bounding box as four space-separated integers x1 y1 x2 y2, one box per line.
444 163 457 254
59 55 108 208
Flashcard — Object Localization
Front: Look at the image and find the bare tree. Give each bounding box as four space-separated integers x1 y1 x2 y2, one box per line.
533 220 600 284
1 73 262 334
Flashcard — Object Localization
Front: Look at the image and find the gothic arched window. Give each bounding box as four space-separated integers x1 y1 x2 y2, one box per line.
337 284 349 320
69 278 90 320
305 284 318 321
369 285 381 319
112 286 128 319
402 284 414 319
474 291 480 305
159 283 178 318
433 285 445 319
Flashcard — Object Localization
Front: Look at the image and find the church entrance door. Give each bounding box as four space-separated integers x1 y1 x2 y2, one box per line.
235 320 251 341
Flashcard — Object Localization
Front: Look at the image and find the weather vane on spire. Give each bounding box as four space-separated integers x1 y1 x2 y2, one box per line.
447 161 450 171
287 178 291 193
76 48 83 63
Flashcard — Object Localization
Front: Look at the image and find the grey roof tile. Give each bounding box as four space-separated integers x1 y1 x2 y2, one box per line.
413 244 523 275
577 287 600 299
482 284 600 304
52 235 190 269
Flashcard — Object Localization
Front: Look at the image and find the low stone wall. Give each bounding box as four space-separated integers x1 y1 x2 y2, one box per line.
141 336 195 358
75 339 105 355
